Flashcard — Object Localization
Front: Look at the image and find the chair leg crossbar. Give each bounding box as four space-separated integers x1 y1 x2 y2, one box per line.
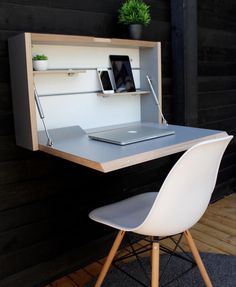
95 230 212 287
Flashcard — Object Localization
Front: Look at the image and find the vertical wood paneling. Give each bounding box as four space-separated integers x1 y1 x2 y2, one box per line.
170 0 198 126
0 1 174 286
197 0 236 199
0 1 235 286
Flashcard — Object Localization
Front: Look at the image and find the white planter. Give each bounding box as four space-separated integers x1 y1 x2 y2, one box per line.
33 60 48 71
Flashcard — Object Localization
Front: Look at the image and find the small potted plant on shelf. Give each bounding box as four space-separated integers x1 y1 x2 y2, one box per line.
118 0 151 40
32 54 48 71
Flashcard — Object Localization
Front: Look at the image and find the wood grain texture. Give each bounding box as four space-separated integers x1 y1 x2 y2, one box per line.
0 0 235 286
171 0 198 126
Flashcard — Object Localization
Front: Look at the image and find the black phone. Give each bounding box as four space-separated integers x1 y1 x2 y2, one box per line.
97 68 114 94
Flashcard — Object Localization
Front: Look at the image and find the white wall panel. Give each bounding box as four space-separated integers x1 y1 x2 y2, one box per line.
33 44 142 131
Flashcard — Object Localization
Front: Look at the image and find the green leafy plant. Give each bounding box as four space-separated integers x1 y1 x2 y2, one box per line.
32 54 48 61
118 0 151 26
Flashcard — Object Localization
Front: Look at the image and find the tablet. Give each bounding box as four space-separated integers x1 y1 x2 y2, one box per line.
109 55 136 93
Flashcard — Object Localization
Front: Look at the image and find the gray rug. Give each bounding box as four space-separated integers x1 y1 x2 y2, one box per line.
85 253 236 286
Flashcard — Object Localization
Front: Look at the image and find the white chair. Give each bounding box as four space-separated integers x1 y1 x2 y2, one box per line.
89 135 233 287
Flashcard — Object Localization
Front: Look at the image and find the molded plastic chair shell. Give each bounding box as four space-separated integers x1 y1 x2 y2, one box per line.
89 135 233 237
89 135 233 287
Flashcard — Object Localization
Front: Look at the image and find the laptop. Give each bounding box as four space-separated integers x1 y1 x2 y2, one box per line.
88 124 175 145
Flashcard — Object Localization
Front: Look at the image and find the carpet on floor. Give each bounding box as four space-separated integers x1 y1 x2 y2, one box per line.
85 253 236 286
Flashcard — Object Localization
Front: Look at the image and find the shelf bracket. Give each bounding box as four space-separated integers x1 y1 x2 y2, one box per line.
34 85 53 147
67 69 76 77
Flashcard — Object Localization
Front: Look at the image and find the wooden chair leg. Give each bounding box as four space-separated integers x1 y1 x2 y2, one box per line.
184 230 213 287
151 241 160 287
95 230 125 287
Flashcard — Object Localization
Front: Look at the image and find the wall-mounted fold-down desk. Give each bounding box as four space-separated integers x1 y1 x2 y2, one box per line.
37 123 227 173
8 33 228 173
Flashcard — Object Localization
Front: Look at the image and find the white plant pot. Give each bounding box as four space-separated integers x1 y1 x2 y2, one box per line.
33 60 48 71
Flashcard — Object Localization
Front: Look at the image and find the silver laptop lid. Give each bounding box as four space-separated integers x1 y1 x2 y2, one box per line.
88 124 175 145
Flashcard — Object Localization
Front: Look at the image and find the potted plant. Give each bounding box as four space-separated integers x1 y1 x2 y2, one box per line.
118 0 151 39
32 54 48 71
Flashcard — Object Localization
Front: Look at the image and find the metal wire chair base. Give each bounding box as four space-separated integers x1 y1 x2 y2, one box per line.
112 232 196 287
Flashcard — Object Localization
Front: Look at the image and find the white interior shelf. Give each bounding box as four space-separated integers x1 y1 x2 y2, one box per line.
97 90 149 97
33 69 87 76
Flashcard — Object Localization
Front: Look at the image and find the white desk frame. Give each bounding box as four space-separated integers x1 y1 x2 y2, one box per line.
8 33 227 173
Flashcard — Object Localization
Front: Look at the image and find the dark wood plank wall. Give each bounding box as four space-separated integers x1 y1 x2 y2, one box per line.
197 0 236 200
0 0 235 286
171 0 198 126
0 1 174 286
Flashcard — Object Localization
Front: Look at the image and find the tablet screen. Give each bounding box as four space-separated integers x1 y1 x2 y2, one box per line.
109 55 136 93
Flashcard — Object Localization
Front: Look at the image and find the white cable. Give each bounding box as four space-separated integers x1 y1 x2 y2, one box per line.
146 75 168 126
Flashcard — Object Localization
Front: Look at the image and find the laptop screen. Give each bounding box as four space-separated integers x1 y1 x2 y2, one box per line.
88 125 175 145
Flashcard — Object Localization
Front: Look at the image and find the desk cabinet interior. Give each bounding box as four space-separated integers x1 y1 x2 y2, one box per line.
8 33 162 152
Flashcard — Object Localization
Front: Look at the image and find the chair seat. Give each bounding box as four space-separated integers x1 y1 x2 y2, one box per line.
89 192 158 231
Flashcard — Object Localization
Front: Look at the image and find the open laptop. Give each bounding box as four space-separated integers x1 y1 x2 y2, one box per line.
88 124 175 145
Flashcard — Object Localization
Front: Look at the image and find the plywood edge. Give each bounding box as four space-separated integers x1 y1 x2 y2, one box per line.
110 38 157 48
31 33 94 45
25 33 39 150
101 132 228 172
30 32 158 48
38 144 104 172
39 131 227 173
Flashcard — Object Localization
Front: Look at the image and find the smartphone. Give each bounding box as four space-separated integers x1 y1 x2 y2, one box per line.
97 68 114 94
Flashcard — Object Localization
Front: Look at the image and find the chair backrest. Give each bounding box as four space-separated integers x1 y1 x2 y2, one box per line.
134 135 233 236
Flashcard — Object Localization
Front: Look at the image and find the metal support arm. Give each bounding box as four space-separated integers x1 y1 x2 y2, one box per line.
34 85 53 147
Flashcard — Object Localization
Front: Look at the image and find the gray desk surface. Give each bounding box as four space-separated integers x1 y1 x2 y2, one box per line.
38 122 227 172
